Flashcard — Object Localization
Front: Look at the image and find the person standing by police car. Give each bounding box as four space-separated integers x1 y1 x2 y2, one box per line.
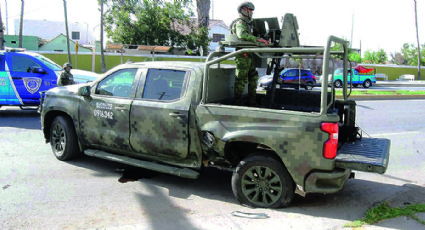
230 1 270 106
58 63 75 86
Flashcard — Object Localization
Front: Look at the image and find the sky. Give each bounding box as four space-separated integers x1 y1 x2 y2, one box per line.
1 0 424 56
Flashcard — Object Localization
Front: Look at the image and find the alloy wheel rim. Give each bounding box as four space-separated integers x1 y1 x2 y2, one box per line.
52 124 66 157
241 166 283 206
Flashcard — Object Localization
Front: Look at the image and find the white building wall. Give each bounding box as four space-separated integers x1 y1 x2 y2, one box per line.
14 19 96 45
208 24 231 52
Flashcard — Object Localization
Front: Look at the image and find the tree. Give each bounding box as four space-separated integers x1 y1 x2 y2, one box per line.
363 49 388 64
0 4 4 50
100 0 107 72
196 0 210 55
331 41 361 63
100 0 196 50
414 0 421 79
19 0 24 48
401 43 425 66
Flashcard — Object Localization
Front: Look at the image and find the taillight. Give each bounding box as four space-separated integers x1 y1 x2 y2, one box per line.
312 75 316 80
321 122 338 159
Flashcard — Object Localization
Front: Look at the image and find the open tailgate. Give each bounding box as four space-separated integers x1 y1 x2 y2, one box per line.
335 138 390 174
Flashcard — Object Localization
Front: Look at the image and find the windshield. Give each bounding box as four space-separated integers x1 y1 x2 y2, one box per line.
334 68 343 75
34 55 62 71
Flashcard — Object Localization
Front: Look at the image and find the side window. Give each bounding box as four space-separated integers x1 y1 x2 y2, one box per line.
142 69 186 101
301 70 309 76
0 55 5 71
286 70 297 77
11 55 40 72
95 68 138 97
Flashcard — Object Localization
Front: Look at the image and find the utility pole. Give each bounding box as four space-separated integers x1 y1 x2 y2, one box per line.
414 0 421 80
100 0 107 72
0 3 4 50
5 0 8 35
63 0 72 65
19 0 24 48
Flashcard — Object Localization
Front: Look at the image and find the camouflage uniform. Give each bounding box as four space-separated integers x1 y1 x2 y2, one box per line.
58 63 74 86
231 17 259 106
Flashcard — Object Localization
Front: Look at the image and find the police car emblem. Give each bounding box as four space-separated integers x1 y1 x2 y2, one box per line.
23 77 42 94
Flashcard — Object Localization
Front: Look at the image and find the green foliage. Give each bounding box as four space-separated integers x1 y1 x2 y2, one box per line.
401 43 425 66
345 203 425 227
99 0 202 50
363 49 388 64
330 41 361 63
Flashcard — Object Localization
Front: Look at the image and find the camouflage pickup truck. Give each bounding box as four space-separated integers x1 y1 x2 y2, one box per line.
39 35 390 208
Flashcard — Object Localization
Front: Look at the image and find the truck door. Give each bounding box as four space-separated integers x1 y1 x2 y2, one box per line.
6 53 51 105
78 68 139 151
130 68 190 159
0 54 14 105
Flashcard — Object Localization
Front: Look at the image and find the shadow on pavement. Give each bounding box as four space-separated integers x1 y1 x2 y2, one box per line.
0 108 41 130
63 155 423 225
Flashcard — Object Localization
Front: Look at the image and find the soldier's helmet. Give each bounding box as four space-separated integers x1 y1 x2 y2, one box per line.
237 1 255 13
238 2 255 19
63 63 72 69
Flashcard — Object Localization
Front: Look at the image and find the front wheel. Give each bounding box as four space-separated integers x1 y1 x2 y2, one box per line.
231 154 295 208
363 79 372 88
50 116 81 161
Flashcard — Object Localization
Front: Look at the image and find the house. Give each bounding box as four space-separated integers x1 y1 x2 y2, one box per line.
3 35 40 51
208 19 231 52
174 19 231 52
39 34 92 53
14 19 96 45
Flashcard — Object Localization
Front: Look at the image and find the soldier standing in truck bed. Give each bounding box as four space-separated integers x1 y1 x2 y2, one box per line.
230 1 269 106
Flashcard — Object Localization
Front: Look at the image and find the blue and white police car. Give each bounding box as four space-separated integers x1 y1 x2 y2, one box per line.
0 49 99 109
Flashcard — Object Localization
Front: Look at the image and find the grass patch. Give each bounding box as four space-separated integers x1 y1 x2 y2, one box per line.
335 90 425 96
345 203 425 228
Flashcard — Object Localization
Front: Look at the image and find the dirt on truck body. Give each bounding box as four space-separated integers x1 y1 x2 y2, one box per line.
39 15 390 208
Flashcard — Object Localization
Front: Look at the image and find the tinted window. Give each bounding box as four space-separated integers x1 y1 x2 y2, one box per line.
11 55 40 72
96 68 138 97
142 69 186 101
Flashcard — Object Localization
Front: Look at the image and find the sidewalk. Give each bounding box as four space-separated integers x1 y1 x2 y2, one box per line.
362 184 425 230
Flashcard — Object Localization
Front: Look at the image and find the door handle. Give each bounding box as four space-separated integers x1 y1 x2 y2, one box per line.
169 112 185 119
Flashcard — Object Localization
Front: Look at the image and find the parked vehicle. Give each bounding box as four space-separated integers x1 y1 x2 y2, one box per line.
331 66 376 88
0 49 100 108
257 68 317 90
40 36 390 209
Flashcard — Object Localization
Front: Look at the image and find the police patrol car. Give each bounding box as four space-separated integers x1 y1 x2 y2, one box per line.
0 48 99 109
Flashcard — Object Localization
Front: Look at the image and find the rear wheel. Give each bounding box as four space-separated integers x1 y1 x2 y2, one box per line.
50 116 81 161
334 80 342 88
304 82 314 90
363 79 372 88
231 154 295 208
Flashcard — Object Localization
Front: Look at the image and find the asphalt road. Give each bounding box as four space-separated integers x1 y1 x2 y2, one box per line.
0 100 424 230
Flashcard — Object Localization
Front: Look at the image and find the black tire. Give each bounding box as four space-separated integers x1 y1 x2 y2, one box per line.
363 79 372 88
50 116 81 161
334 80 342 88
304 82 314 90
231 154 295 208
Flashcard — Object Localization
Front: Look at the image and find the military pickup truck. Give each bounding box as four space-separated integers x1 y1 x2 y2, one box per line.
40 16 390 208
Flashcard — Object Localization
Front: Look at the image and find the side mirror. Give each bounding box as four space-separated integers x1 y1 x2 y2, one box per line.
78 86 91 97
32 67 47 74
